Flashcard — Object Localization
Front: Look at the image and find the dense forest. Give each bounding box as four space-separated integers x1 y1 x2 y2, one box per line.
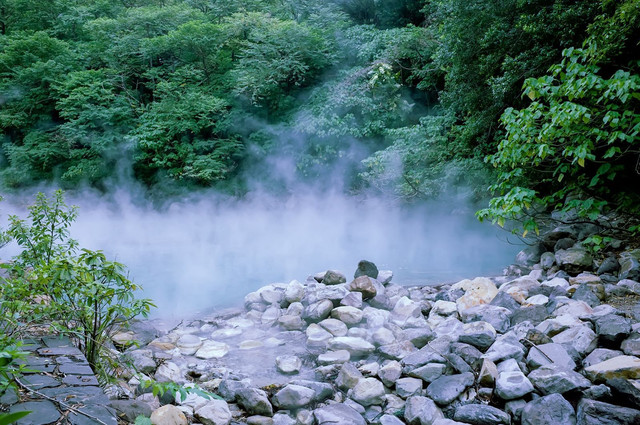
0 0 638 232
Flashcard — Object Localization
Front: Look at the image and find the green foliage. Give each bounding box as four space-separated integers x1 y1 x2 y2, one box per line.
139 379 221 403
582 234 614 254
133 416 152 425
1 190 154 372
0 343 27 395
478 42 640 234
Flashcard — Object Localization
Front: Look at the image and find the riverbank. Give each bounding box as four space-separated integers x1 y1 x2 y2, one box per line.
101 221 640 425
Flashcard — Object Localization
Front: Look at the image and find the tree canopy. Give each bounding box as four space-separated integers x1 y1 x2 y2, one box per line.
0 0 638 229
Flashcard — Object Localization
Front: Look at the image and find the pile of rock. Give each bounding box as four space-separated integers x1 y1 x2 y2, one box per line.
110 243 640 425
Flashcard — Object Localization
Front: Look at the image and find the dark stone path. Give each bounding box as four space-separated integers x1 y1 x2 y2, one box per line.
1 336 117 425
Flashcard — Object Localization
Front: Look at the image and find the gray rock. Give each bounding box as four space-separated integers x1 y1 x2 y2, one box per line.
621 332 640 356
540 252 557 269
275 355 302 374
236 388 273 417
407 363 447 384
551 325 598 357
323 270 347 285
336 362 364 391
272 412 295 425
458 321 497 350
379 414 405 425
511 305 549 326
328 337 375 358
516 244 546 266
505 399 527 422
582 384 612 400
278 315 305 331
404 396 444 425
583 349 622 369
598 256 620 274
379 341 417 360
528 365 591 395
395 377 423 399
331 306 364 326
596 314 632 348
572 284 601 308
195 400 232 425
445 353 472 374
378 361 403 387
318 318 348 337
607 377 640 410
272 385 316 409
490 291 522 313
284 280 305 304
496 371 534 400
290 380 334 402
521 393 576 425
341 291 364 308
401 345 447 371
555 248 593 273
303 299 334 323
372 327 396 346
110 400 153 423
9 401 61 425
425 372 475 405
454 404 511 425
460 304 512 333
619 249 640 280
576 398 640 425
400 327 436 348
314 403 365 425
317 350 350 365
554 238 576 252
349 377 386 406
450 343 484 369
483 333 526 363
355 260 379 279
526 343 576 370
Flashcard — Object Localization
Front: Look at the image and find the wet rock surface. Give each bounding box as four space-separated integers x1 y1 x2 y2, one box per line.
2 336 116 425
6 238 640 425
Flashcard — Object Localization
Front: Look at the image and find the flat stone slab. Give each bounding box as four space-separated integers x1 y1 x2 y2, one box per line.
68 404 117 425
59 363 94 375
9 401 60 425
20 375 61 390
62 374 100 386
37 347 83 357
40 385 109 406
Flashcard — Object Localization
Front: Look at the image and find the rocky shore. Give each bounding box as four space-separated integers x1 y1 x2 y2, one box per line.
108 224 640 425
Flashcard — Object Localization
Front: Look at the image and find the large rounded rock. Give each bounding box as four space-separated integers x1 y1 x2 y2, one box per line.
276 355 302 374
349 276 377 299
195 400 232 425
555 248 593 273
458 321 496 350
273 385 316 409
425 372 475 405
327 337 375 358
576 398 640 425
196 341 230 359
595 314 632 348
354 260 379 279
285 280 305 303
404 396 443 425
150 404 188 425
454 404 510 425
583 355 640 382
349 377 386 406
521 393 575 425
303 299 334 323
323 270 347 285
495 371 534 400
314 403 365 425
236 388 273 417
331 306 364 326
451 277 498 312
527 365 591 395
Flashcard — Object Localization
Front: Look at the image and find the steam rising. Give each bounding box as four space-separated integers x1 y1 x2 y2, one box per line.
1 188 518 317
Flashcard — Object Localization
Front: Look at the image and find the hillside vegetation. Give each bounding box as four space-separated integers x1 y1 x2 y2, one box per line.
0 0 638 231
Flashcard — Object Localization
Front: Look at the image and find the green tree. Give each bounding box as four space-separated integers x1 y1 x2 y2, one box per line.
477 2 640 234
